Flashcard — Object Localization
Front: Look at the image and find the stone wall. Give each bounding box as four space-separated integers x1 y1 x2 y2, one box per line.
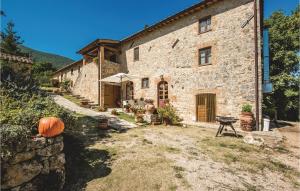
100 60 121 107
1 136 65 191
119 0 262 124
71 61 100 103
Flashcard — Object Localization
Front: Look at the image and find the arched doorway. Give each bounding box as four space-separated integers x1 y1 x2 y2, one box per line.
126 81 134 100
157 80 168 107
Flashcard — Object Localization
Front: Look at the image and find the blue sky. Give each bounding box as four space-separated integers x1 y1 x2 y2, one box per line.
1 0 298 60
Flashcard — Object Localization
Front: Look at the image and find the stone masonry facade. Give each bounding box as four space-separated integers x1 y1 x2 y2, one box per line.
53 0 262 125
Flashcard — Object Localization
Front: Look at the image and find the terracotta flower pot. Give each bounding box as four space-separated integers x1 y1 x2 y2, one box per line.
240 112 254 131
135 115 144 123
163 117 171 126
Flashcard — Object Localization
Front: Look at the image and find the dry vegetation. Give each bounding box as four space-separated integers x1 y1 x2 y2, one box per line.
63 117 300 191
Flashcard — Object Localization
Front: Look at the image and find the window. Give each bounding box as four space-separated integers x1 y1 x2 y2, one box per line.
199 16 211 33
134 47 139 61
141 78 149 89
199 47 211 65
71 68 73 75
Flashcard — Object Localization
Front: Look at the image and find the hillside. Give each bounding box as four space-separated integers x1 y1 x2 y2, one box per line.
19 45 74 69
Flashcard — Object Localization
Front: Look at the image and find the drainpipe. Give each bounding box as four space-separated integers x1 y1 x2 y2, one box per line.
98 47 101 106
254 0 260 131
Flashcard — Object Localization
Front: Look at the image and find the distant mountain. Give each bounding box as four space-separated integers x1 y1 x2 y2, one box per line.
19 45 74 69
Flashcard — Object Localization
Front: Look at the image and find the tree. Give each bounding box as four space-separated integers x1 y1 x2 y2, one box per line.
31 62 56 86
0 21 24 55
263 6 300 121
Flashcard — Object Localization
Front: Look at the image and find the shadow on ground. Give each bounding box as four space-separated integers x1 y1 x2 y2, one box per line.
62 133 112 191
62 115 125 191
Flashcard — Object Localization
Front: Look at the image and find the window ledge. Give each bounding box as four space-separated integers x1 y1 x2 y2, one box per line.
199 63 212 66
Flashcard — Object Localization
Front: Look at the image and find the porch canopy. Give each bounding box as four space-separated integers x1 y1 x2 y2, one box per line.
100 73 139 106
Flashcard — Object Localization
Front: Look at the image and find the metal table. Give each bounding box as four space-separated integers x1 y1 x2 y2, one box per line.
215 116 238 137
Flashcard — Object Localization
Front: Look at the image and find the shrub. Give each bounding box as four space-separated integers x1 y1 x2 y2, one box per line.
157 105 182 125
0 80 76 158
0 124 31 158
130 105 145 115
60 79 71 92
144 99 154 104
242 104 252 113
111 109 118 115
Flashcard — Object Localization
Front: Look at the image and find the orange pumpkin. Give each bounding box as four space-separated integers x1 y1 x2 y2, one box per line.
38 117 65 137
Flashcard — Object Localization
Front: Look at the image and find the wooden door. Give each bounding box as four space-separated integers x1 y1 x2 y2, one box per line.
104 85 121 108
196 94 216 122
158 81 168 107
104 85 114 107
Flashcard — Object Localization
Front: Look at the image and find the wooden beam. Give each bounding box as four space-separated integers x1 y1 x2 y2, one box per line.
103 45 119 53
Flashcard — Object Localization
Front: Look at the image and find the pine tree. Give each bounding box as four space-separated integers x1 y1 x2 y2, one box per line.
0 21 24 55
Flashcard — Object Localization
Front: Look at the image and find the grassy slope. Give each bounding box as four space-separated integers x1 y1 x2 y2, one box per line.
19 45 74 69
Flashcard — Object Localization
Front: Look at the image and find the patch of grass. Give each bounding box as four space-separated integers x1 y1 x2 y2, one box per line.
88 157 176 191
242 182 262 191
172 165 185 172
273 145 290 154
169 185 178 191
118 112 135 123
164 146 181 154
142 138 153 145
175 173 183 178
198 136 300 187
62 93 82 105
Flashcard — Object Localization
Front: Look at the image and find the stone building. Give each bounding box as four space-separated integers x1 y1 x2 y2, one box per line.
53 0 263 127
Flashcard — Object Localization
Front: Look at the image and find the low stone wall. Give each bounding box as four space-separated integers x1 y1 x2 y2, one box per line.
1 135 65 191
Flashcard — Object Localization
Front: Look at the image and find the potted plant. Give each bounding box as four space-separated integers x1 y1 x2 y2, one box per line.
240 104 254 131
135 113 144 123
144 99 155 114
157 105 182 126
111 109 118 115
124 104 131 113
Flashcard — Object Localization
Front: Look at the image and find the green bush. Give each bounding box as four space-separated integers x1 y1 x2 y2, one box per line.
0 80 76 158
60 79 71 92
0 124 30 158
157 105 182 125
242 104 252 113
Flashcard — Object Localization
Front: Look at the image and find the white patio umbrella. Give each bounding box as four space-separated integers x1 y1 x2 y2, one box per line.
100 73 139 107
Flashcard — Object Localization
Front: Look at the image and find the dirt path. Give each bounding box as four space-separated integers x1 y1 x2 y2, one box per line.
52 94 136 129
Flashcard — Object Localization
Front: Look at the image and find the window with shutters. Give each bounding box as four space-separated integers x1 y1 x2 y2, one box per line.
141 78 149 89
199 16 211 33
134 47 139 61
199 47 211 65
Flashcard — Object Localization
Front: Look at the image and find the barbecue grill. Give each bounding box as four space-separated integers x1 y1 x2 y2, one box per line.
215 116 239 137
